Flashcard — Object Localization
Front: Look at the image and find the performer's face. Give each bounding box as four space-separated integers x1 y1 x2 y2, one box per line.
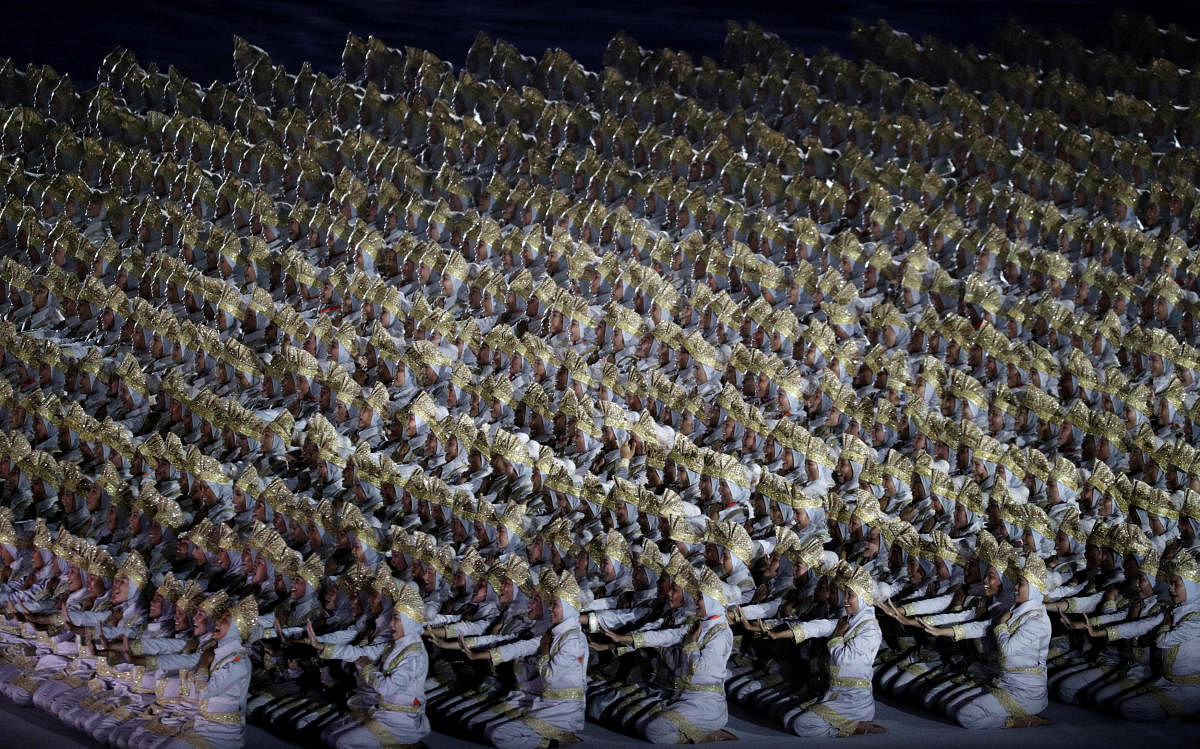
984 566 1003 597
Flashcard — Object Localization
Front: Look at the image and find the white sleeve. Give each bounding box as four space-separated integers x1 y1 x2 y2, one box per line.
490 636 541 664
631 623 689 649
322 640 389 662
902 593 956 617
790 617 838 641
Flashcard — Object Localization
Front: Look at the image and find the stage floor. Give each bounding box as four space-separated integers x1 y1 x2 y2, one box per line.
1 694 1192 748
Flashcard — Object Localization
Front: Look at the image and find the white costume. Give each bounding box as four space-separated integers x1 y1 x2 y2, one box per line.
786 605 882 736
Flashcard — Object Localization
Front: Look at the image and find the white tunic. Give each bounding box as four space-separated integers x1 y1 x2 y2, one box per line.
638 614 733 744
950 600 1051 728
324 632 431 747
788 606 882 736
486 618 587 749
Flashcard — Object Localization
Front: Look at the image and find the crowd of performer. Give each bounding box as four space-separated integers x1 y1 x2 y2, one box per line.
0 12 1197 748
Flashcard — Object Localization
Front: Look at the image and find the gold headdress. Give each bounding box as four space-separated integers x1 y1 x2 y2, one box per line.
1015 552 1048 593
394 580 425 624
555 571 583 609
115 550 148 590
234 596 259 640
694 566 727 607
1173 553 1200 584
837 563 876 606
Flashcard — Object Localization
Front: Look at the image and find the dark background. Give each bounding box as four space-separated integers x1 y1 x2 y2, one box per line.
5 0 1200 90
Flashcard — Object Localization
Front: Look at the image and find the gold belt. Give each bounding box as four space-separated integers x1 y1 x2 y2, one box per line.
109 706 134 722
1168 672 1200 685
378 701 423 713
56 674 86 688
541 687 585 701
674 680 723 694
1004 665 1046 675
198 699 243 723
198 710 243 724
829 676 872 689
